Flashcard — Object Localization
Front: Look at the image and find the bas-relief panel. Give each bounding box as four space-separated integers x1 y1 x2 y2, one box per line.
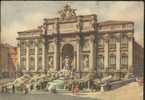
47 24 55 34
82 21 92 32
82 40 90 51
48 43 54 52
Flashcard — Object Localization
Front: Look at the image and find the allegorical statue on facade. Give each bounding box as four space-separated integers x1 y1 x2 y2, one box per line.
83 56 89 71
58 4 76 19
90 15 97 31
48 57 53 70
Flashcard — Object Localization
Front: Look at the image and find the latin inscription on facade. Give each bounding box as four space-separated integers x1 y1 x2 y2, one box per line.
59 23 77 33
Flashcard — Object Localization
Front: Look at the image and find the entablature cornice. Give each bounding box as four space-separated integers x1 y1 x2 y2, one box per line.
98 29 134 34
43 14 97 24
17 36 42 40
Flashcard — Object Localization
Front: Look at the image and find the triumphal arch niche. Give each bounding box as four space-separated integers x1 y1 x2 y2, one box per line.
18 4 98 78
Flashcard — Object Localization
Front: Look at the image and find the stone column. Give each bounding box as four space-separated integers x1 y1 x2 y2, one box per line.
74 51 77 71
128 32 133 73
26 44 29 71
116 33 121 70
89 35 95 71
35 46 38 71
42 43 45 72
76 38 81 72
54 40 59 71
104 34 109 68
54 18 59 71
60 50 62 70
17 42 20 71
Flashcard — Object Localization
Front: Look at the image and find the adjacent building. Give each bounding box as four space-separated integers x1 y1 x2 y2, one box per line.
0 44 17 78
133 41 144 77
17 4 144 79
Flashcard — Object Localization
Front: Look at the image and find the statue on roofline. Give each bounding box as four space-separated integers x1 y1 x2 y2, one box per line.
58 4 76 19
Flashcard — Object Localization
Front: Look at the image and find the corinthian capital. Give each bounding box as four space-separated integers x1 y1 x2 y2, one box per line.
115 33 121 42
89 35 95 41
17 41 20 47
103 34 109 42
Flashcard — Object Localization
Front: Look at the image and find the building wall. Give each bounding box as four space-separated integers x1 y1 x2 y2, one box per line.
133 41 144 77
8 47 17 78
97 21 134 79
0 44 17 78
0 44 9 78
16 5 137 79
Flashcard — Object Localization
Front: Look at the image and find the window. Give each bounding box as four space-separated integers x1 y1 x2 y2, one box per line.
98 39 104 48
38 48 42 55
109 38 116 49
109 55 116 65
122 24 126 28
29 40 35 47
20 48 26 56
20 40 26 47
21 57 26 69
37 57 42 70
29 57 35 67
110 25 115 30
121 55 128 65
121 36 128 48
128 24 133 29
29 48 35 55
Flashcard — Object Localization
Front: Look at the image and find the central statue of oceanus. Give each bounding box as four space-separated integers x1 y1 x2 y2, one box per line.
63 56 72 70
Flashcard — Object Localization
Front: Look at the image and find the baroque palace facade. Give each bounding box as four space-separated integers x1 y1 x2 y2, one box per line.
17 4 143 79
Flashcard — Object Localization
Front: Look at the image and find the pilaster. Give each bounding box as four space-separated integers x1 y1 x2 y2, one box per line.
104 34 109 68
116 33 121 70
42 43 45 72
54 39 59 71
17 41 20 71
26 41 29 71
89 35 95 71
35 46 38 71
127 32 133 73
76 37 81 72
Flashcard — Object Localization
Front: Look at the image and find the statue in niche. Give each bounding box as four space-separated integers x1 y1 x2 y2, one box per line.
63 56 72 70
83 55 89 71
48 57 53 70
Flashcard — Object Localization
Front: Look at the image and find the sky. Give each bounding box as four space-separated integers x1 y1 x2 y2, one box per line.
1 1 144 47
